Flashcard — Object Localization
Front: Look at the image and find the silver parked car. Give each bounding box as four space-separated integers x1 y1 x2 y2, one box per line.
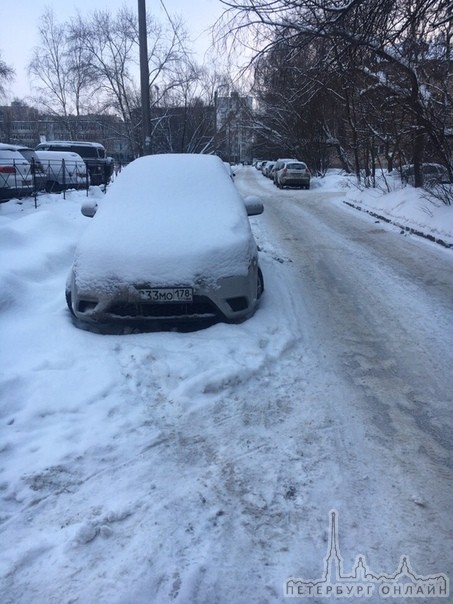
263 161 275 178
0 146 34 201
0 143 47 192
272 158 298 184
276 160 311 189
66 153 264 327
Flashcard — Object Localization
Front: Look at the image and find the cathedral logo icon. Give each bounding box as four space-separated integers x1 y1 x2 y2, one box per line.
284 510 449 599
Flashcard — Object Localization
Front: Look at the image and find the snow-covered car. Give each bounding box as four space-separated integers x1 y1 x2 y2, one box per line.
223 161 236 180
0 147 34 201
35 150 90 192
35 140 113 186
66 153 264 326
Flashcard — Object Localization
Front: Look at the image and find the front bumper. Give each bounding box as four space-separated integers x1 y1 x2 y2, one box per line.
67 265 261 325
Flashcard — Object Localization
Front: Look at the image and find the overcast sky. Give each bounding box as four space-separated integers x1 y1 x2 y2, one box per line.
1 0 227 101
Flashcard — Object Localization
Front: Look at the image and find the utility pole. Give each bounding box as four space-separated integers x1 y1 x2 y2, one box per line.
138 0 151 155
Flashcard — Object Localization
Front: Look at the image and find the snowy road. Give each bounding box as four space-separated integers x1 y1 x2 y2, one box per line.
1 169 452 603
235 168 453 599
239 167 453 464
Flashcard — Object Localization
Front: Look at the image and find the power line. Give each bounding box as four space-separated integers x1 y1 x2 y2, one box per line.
159 0 195 66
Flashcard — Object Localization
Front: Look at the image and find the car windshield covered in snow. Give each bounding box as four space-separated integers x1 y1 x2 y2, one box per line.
66 153 263 326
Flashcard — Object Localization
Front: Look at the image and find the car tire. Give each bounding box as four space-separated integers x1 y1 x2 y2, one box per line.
257 267 264 299
65 289 75 317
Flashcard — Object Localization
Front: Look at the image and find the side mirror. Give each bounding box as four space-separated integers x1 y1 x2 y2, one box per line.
244 195 264 216
81 200 98 217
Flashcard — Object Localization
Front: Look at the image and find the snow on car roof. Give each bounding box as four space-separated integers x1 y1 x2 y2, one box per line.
74 154 256 289
37 140 105 148
36 150 85 161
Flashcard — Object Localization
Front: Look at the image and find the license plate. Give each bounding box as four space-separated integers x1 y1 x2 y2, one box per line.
138 287 193 303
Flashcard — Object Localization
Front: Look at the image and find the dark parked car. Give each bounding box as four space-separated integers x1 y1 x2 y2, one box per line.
401 163 450 186
35 141 113 186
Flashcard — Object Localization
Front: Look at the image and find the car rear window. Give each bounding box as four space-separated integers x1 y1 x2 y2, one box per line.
17 149 36 162
286 163 307 170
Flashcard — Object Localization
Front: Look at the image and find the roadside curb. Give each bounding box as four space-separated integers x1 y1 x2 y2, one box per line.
342 200 453 250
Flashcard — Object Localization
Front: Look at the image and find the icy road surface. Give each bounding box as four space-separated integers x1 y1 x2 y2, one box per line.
0 168 452 603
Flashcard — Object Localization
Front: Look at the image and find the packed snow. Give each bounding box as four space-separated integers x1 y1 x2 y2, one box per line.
0 166 451 603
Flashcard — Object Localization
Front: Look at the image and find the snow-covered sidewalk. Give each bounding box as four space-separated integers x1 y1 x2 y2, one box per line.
322 170 453 248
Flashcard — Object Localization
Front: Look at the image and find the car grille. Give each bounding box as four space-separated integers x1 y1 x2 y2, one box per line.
106 297 219 319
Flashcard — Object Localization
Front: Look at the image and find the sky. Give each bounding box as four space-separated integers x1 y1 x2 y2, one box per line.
0 0 227 101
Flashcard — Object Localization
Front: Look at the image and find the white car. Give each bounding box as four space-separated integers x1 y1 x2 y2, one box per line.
0 143 47 192
35 141 113 186
35 150 90 192
276 160 311 189
66 154 264 327
0 147 34 201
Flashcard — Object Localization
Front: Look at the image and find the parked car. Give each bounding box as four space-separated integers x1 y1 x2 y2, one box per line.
276 160 311 189
0 147 34 201
35 150 90 192
0 143 47 192
272 158 299 184
263 161 275 178
66 153 264 327
224 162 236 180
401 163 450 186
35 141 113 186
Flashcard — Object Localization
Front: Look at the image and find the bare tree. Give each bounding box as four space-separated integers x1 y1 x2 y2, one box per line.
0 52 15 99
220 0 453 188
26 6 205 156
29 9 74 131
69 7 195 156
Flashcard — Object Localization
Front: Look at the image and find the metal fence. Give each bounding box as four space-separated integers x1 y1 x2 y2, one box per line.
0 157 111 205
